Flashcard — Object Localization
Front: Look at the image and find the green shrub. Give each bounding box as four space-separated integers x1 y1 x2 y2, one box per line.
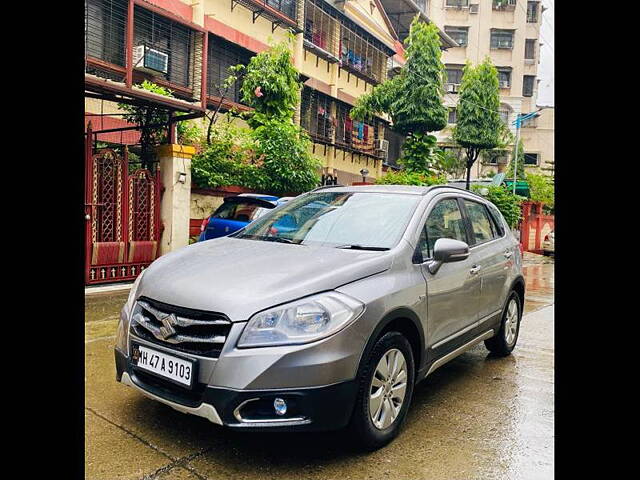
376 171 447 186
472 184 524 228
526 173 554 210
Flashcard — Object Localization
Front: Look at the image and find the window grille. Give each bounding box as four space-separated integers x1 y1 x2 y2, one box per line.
384 128 404 167
523 75 535 97
85 0 127 79
525 39 536 60
133 5 195 89
446 0 469 7
448 107 457 124
497 68 512 88
339 23 387 84
300 87 334 142
445 66 464 85
265 0 297 21
335 101 380 155
493 0 516 10
526 1 539 23
207 34 253 104
444 26 468 47
490 30 514 49
524 153 539 165
304 0 340 60
499 104 511 125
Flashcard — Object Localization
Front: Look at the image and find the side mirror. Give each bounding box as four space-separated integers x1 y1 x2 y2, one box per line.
427 238 470 274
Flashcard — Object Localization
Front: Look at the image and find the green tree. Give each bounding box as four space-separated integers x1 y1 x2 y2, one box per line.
351 18 447 174
119 80 202 169
472 184 524 228
376 171 447 186
453 58 506 190
240 38 301 128
526 172 554 210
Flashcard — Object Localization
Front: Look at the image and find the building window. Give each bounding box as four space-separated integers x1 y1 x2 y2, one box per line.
524 153 539 165
525 39 536 61
207 35 253 104
527 1 539 23
85 0 128 68
499 104 511 125
493 0 517 10
448 107 457 124
384 128 405 167
445 66 464 85
446 0 469 7
300 87 334 142
497 68 512 88
335 102 380 155
490 29 514 49
265 0 297 22
304 0 339 58
339 22 388 84
444 26 469 47
134 5 194 88
523 75 535 97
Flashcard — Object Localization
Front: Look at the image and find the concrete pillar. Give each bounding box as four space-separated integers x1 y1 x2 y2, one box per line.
156 144 196 256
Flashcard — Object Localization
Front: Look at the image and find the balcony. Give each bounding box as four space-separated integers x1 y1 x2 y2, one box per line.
492 0 516 11
231 0 301 32
85 0 206 109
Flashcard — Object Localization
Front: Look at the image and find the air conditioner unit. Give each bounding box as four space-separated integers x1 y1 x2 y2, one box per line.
374 139 389 153
469 3 479 13
133 45 169 74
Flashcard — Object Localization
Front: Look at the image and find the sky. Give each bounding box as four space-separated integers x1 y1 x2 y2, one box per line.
536 0 554 107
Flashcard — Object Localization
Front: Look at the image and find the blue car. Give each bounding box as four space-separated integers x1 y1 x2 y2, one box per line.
198 194 291 241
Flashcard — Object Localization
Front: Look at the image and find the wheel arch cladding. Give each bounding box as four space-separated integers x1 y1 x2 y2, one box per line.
511 276 525 309
360 308 424 378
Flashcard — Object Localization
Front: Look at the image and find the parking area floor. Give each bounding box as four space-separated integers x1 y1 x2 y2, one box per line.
85 260 554 480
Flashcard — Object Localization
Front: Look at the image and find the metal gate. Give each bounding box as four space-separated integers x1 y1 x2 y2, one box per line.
85 127 162 285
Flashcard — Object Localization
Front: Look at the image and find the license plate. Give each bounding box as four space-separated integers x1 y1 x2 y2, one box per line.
131 344 195 388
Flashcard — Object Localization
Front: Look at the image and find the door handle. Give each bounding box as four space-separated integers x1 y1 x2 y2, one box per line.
469 265 481 275
504 251 513 259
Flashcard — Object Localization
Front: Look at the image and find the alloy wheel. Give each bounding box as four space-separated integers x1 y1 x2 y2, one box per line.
369 348 408 430
504 298 519 346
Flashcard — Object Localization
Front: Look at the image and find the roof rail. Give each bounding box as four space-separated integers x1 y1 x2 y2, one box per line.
426 184 487 200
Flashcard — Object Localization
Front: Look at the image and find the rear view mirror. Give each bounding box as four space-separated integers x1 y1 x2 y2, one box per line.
428 238 470 274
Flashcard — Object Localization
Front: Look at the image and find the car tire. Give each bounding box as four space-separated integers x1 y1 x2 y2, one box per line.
484 291 522 356
349 331 415 451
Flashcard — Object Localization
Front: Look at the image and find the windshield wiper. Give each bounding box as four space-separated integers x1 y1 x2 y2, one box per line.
335 244 390 251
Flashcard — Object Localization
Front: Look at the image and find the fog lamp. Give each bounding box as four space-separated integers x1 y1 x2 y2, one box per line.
273 398 287 416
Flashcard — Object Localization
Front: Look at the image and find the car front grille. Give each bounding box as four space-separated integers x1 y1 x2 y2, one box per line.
130 297 232 358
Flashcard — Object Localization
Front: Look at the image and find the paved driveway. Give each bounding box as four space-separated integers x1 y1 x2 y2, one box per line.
85 262 554 480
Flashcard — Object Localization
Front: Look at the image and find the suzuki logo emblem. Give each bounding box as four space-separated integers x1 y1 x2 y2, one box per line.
158 313 178 340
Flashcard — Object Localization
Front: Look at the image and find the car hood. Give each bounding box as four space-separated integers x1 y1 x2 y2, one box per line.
136 237 393 321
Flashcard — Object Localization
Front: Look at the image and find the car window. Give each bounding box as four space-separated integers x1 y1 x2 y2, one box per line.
463 200 496 245
418 198 468 259
213 202 272 222
486 203 506 237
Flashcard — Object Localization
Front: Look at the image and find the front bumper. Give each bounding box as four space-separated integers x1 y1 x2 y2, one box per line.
115 348 358 432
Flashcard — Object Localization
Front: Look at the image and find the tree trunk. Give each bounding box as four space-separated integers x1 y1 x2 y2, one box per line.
465 162 472 190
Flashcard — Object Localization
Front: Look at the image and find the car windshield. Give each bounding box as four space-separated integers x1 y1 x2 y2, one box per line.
234 191 421 249
213 202 273 222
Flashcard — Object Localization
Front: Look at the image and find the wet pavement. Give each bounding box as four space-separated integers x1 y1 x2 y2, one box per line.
85 259 554 480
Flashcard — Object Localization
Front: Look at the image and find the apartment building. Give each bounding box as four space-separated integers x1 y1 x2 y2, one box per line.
424 0 549 178
86 0 461 185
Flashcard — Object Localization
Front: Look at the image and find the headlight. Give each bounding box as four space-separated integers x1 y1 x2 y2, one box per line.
116 271 145 354
237 292 364 348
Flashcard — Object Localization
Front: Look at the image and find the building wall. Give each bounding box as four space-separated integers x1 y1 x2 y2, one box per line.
520 106 554 174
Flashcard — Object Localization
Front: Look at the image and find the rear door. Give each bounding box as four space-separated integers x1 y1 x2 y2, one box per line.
459 198 511 319
418 196 481 348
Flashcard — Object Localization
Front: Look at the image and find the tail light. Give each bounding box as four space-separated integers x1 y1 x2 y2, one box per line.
200 216 210 233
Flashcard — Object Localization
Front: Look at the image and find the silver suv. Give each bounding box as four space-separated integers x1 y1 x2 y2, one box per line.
115 185 524 449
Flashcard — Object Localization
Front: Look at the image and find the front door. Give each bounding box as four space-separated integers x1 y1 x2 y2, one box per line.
418 197 481 349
